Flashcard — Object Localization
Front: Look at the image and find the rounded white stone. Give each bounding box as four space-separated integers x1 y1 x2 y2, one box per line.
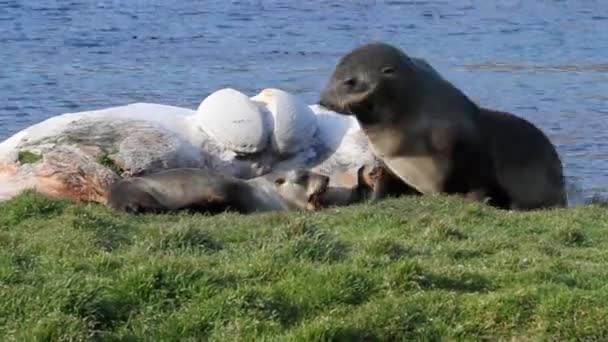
251 88 317 156
309 104 361 147
197 88 269 154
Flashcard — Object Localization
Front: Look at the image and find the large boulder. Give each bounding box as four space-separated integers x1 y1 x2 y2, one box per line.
0 88 377 203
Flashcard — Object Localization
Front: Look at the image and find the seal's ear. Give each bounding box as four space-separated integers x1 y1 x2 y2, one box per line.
274 177 286 186
286 169 309 184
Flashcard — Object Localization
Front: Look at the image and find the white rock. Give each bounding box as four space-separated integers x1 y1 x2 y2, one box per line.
0 103 197 163
0 102 273 179
309 104 361 149
251 88 318 156
308 104 376 176
197 88 269 154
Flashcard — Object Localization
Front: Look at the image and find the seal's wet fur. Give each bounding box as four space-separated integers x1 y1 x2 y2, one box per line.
320 42 566 210
108 168 330 214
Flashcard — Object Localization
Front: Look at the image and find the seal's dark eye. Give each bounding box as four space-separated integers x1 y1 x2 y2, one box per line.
343 77 356 87
381 66 395 74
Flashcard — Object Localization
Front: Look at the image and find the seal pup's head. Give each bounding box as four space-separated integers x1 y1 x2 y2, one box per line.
319 42 423 127
316 164 379 208
269 169 330 211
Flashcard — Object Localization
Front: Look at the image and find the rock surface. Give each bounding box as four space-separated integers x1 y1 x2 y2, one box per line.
251 88 318 156
197 88 270 154
0 88 377 203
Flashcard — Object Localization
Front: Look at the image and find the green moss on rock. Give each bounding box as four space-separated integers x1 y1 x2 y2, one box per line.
17 151 42 164
97 154 123 175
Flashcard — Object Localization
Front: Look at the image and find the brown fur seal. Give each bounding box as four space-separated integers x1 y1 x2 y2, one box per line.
318 163 419 208
319 42 567 210
108 168 330 214
364 162 421 201
317 165 376 207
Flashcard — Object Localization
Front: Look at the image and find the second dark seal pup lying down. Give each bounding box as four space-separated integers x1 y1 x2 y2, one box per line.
317 165 376 207
318 163 419 207
320 42 567 210
108 168 330 214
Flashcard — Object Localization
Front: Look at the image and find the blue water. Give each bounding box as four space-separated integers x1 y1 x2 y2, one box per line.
1 0 607 198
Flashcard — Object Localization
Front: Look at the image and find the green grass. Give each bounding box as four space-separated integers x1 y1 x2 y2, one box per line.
1 191 608 341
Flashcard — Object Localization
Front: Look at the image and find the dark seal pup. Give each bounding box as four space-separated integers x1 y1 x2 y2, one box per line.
318 163 419 208
319 42 567 210
108 168 330 214
318 165 376 208
364 162 421 201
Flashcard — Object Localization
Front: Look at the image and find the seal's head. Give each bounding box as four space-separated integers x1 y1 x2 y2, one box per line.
273 169 330 211
319 42 421 126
